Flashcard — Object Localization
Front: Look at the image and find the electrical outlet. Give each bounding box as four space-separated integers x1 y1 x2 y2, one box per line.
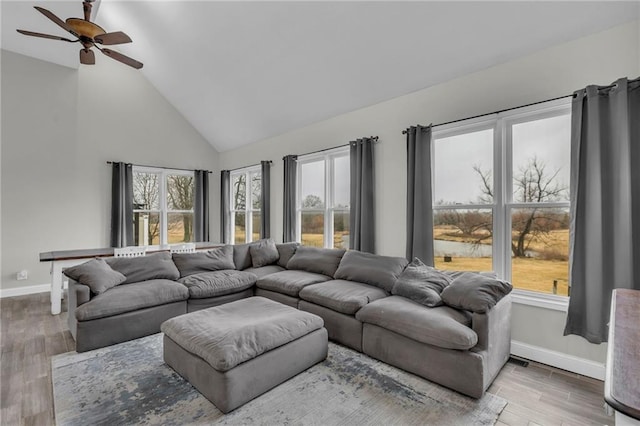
17 270 28 281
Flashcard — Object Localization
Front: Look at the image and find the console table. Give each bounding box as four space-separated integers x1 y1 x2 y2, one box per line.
40 243 222 315
605 289 640 425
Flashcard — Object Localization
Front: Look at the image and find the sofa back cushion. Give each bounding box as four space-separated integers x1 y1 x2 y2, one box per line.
250 239 280 268
440 272 512 313
334 250 408 292
233 242 255 270
107 252 180 284
172 245 235 278
276 242 299 268
63 258 126 295
391 258 452 307
286 246 345 277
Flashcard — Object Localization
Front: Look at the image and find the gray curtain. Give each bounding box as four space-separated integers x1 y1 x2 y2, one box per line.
220 170 231 244
194 170 210 242
283 155 298 242
405 125 435 264
564 77 640 344
350 137 376 252
110 162 133 247
260 161 271 239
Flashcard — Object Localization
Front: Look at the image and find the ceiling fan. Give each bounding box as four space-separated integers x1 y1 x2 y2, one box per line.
16 0 143 69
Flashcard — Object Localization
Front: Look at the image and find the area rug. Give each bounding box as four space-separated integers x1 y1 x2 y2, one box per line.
52 334 507 425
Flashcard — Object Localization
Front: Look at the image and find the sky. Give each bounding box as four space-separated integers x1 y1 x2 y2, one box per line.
433 113 571 205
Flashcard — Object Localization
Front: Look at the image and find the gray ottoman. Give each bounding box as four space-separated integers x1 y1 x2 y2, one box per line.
160 296 328 413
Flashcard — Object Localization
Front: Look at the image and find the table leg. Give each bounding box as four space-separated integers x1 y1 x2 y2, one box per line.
51 262 63 315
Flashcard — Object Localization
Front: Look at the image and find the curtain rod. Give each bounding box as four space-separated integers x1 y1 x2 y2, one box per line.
106 161 212 174
224 160 273 173
282 136 380 160
401 94 572 134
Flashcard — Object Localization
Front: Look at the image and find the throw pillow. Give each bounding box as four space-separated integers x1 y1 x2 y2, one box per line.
391 258 452 307
276 242 299 268
232 242 255 271
250 239 280 268
334 250 409 292
440 272 513 313
286 246 346 277
172 245 235 278
63 258 126 295
107 251 180 284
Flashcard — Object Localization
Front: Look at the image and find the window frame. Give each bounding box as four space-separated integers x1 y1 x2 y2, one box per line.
132 166 195 247
432 98 572 310
229 165 262 244
296 146 350 249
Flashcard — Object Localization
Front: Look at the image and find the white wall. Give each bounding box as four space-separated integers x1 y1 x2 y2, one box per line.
219 21 640 364
1 50 220 292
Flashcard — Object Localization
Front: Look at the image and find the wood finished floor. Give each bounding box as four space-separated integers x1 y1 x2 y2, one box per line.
1 293 614 425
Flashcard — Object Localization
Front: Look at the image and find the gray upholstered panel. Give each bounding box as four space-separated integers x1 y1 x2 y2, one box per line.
75 279 188 321
298 280 388 315
355 296 477 350
256 270 331 297
255 288 299 308
276 242 299 268
172 246 235 278
74 301 186 352
67 279 90 339
286 246 345 277
161 297 324 371
298 300 363 351
362 323 486 398
106 252 180 284
163 328 328 413
334 250 408 292
178 270 257 298
244 265 286 278
186 289 254 313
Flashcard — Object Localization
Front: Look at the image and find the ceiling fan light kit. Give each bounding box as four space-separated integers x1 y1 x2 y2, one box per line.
16 0 143 69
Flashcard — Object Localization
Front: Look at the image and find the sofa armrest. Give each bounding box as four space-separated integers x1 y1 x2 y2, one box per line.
470 294 512 352
69 279 91 307
67 279 91 340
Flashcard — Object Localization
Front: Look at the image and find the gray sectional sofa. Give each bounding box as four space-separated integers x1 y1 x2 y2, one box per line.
65 239 512 399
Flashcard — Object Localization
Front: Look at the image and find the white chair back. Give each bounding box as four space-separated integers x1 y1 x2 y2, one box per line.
169 243 196 254
114 246 147 258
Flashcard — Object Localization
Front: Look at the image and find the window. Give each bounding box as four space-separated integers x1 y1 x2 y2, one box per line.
133 167 195 246
432 99 571 297
230 166 262 244
297 147 350 249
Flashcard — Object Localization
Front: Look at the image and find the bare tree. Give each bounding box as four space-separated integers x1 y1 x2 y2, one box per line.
167 175 194 242
475 156 568 257
133 173 160 245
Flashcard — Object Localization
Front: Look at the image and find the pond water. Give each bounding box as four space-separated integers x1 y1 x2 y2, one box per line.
434 240 492 257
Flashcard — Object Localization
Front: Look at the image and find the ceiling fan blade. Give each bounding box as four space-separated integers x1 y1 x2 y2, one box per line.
17 29 77 42
80 48 95 65
94 31 132 45
101 48 143 69
34 6 79 37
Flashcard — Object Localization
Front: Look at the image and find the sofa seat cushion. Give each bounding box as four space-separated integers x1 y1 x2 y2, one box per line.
75 279 188 321
244 265 286 279
299 280 388 315
356 296 477 350
256 270 331 297
178 270 257 299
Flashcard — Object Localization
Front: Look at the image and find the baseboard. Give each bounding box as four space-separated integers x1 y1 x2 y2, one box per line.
511 340 605 380
0 282 65 298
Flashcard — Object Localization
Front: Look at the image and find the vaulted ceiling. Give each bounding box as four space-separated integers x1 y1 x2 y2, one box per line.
2 1 639 152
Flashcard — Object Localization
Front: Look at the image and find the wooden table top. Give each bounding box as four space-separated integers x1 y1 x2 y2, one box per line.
605 288 640 420
39 242 223 262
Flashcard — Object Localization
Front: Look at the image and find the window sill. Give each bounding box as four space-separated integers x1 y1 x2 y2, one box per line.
511 289 569 312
